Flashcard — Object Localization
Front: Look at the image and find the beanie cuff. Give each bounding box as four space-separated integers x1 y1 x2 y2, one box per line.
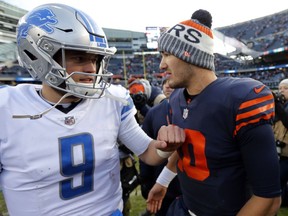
158 33 215 71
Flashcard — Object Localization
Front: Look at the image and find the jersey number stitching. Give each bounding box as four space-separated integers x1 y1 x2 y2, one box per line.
59 133 95 200
178 129 210 181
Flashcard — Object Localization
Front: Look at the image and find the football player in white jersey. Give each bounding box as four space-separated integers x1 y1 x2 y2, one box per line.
0 4 185 216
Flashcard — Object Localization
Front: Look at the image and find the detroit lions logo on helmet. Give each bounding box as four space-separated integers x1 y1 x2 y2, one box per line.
17 8 58 44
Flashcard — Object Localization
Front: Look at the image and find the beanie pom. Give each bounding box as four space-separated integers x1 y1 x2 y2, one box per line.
191 9 212 28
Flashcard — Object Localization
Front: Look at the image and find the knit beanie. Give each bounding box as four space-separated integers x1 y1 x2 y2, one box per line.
158 9 215 71
128 79 152 98
279 79 288 86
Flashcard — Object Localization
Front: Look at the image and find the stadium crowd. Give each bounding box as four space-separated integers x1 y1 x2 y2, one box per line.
1 7 288 87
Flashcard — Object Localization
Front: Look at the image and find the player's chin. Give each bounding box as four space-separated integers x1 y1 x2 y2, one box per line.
67 94 81 100
167 79 177 89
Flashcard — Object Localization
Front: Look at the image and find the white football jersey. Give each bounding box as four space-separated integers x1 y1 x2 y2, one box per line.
0 84 151 216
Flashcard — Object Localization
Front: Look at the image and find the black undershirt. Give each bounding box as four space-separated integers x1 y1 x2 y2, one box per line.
184 89 198 104
37 90 82 114
54 102 81 114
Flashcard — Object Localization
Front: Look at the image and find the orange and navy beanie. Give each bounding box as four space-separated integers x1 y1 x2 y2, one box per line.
158 9 215 71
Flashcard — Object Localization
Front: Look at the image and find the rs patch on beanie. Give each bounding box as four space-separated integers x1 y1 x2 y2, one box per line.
158 9 215 71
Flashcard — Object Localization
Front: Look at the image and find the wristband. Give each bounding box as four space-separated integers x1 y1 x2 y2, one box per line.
156 149 173 158
156 166 177 188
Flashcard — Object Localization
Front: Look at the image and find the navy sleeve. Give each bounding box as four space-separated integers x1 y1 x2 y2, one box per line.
140 108 160 199
139 104 151 117
237 124 281 198
141 108 155 138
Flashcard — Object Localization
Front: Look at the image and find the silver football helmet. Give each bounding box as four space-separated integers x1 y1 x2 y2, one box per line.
16 3 117 98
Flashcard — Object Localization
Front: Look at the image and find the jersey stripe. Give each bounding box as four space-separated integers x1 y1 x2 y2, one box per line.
234 94 275 136
239 94 273 109
236 103 274 121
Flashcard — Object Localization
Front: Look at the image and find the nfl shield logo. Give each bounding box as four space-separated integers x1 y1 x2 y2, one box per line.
65 116 75 125
183 108 189 119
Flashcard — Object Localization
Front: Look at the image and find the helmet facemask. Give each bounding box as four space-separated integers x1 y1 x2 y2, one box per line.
45 48 113 99
16 3 117 99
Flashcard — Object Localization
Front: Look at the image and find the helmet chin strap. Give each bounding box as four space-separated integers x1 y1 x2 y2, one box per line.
12 92 73 119
12 90 129 120
103 91 129 105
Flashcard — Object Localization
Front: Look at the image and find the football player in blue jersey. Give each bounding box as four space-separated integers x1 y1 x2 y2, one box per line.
0 3 185 216
146 9 281 216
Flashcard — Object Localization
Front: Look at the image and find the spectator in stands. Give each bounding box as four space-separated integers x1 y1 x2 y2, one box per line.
139 78 181 216
273 78 288 208
0 3 185 216
146 9 281 216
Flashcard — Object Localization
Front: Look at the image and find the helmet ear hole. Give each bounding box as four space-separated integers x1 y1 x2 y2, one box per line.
24 50 37 61
96 56 104 74
53 50 63 66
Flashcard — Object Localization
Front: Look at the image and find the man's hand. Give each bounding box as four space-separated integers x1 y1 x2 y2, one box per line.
139 125 184 165
156 125 185 152
146 183 167 214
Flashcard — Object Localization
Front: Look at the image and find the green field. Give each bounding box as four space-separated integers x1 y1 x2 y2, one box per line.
0 189 148 215
128 187 288 216
127 159 288 216
1 188 288 216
